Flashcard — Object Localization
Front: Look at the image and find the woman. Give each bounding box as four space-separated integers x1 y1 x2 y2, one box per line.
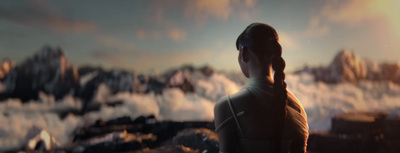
214 23 309 153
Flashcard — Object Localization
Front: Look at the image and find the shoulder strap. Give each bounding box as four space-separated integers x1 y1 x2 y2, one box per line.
227 95 245 138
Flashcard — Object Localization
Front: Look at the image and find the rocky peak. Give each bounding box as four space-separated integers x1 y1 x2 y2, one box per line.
327 49 367 83
1 46 79 101
299 49 400 84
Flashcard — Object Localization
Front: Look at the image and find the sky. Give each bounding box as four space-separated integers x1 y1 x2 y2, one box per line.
0 0 399 73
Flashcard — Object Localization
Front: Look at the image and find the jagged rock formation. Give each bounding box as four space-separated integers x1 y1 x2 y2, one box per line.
137 74 165 94
0 45 217 102
24 127 60 152
162 65 216 93
166 69 195 93
298 49 400 84
0 47 147 103
199 65 214 77
1 46 79 101
77 68 143 102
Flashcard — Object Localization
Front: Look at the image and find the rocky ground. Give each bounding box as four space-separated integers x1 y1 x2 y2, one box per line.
6 115 217 153
8 112 400 153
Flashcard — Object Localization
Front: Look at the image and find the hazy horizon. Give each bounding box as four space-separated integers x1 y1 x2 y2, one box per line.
1 0 399 73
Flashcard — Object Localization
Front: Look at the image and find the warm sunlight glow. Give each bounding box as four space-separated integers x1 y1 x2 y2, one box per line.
372 0 400 35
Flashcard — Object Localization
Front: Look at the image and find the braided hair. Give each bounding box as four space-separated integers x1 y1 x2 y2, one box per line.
236 22 288 152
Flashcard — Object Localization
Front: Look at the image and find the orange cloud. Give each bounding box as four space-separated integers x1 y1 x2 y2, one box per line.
134 49 213 71
319 0 378 25
185 0 232 24
136 29 147 39
95 34 136 53
279 32 299 51
244 0 257 7
307 0 400 37
135 29 163 40
304 16 331 37
92 50 127 65
135 27 186 42
147 0 258 27
47 15 99 33
168 28 187 42
0 1 99 34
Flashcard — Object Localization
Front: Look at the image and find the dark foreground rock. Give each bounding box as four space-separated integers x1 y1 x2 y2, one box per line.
331 112 387 135
308 112 400 153
70 116 215 153
172 128 219 153
10 112 400 153
72 131 156 153
142 145 199 153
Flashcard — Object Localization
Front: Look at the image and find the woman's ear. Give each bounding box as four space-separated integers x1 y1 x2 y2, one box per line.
240 47 249 62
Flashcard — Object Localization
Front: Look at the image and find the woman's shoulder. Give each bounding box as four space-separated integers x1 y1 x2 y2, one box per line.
216 89 253 104
286 89 306 113
214 89 253 115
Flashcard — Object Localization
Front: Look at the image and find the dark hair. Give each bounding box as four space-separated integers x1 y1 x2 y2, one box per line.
236 22 288 152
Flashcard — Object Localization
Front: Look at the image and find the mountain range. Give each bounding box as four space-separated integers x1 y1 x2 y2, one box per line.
297 49 400 84
1 47 399 103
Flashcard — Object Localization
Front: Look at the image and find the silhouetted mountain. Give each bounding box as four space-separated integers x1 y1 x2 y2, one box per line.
159 64 216 93
297 49 400 84
0 46 216 103
1 46 79 101
78 68 143 102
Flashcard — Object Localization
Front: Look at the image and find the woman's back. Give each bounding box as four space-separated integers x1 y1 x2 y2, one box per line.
214 22 308 153
214 79 308 153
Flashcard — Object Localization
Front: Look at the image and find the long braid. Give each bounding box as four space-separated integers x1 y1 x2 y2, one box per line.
272 54 287 152
267 36 288 152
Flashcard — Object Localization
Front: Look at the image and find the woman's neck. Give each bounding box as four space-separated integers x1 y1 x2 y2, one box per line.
248 67 274 84
248 62 274 83
249 75 274 84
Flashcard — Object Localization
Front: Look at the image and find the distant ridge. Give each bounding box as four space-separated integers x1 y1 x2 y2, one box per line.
297 49 400 84
0 46 217 102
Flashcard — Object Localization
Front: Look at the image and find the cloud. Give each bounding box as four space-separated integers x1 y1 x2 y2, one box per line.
134 49 213 71
183 0 259 25
95 34 135 52
0 1 99 34
304 16 331 37
91 50 127 65
244 0 257 7
144 0 258 30
279 32 299 50
168 28 187 42
92 34 143 68
306 0 400 37
136 29 148 40
0 94 82 151
184 0 232 24
135 28 186 42
286 72 400 130
195 73 241 102
319 0 383 25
